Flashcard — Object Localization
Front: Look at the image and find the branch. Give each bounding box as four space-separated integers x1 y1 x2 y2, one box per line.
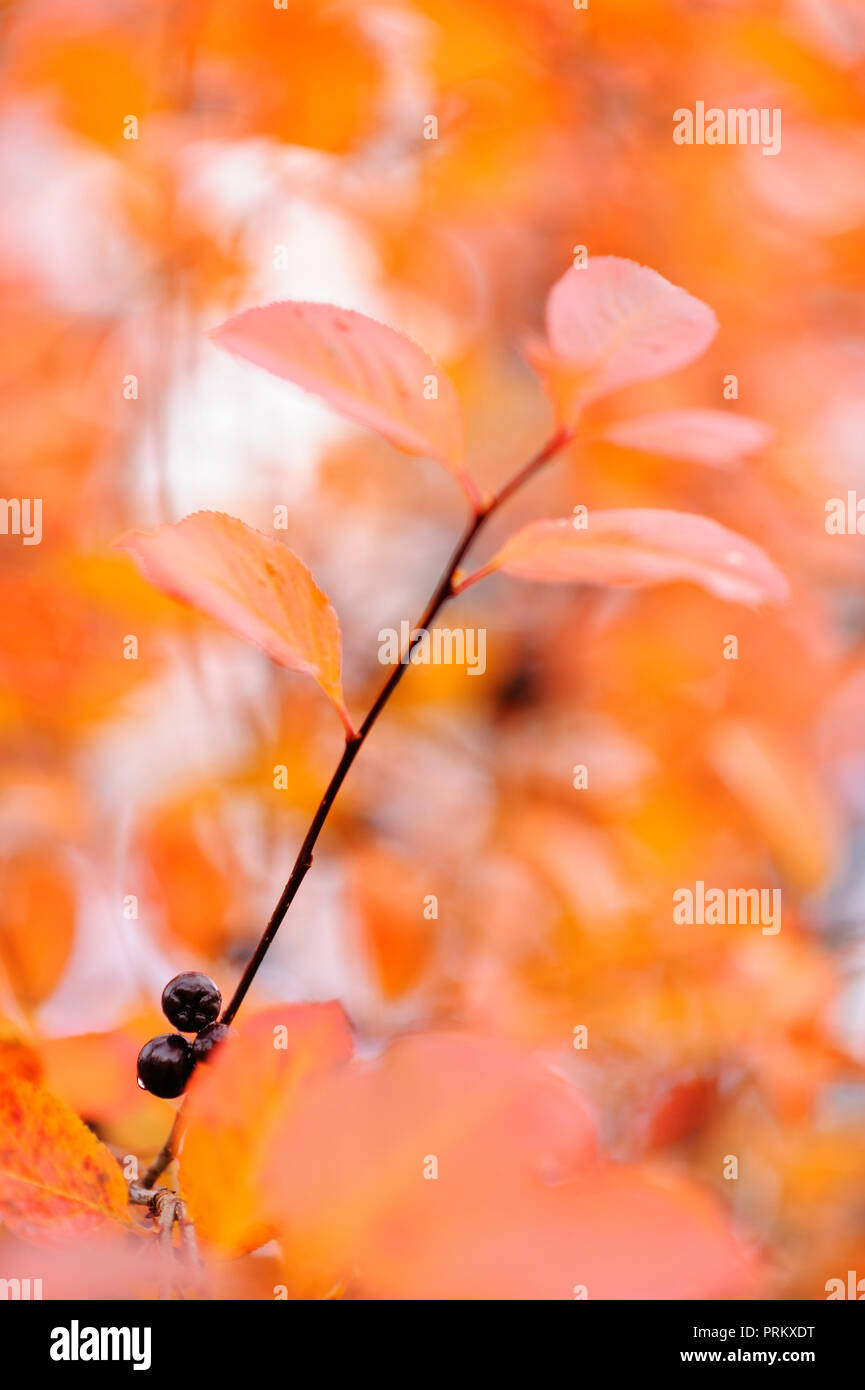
136 425 573 1197
219 425 573 1026
136 425 575 1206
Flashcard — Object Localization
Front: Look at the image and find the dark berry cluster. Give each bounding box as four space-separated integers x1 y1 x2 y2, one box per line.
137 972 232 1098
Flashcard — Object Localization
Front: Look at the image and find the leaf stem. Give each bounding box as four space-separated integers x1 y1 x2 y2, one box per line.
485 425 572 512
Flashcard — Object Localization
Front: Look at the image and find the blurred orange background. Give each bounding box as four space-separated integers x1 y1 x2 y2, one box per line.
2 0 865 1299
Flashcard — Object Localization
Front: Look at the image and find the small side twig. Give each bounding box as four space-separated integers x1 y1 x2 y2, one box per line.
175 1197 206 1297
155 1190 176 1301
128 1181 206 1299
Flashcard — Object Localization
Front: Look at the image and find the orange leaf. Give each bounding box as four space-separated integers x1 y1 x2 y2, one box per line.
463 1166 760 1301
260 1031 601 1297
600 409 772 469
0 1075 131 1244
116 511 352 733
139 798 236 959
536 257 717 419
258 1031 758 1299
181 1003 354 1255
458 510 790 606
40 1021 168 1147
706 719 841 892
209 301 476 504
0 1016 41 1086
349 846 436 998
634 1073 721 1152
0 849 76 1010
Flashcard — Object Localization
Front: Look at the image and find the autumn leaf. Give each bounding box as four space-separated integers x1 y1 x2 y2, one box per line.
456 510 790 606
487 1166 762 1301
40 1021 169 1149
0 1074 132 1244
209 301 477 504
192 3 383 154
600 409 772 469
181 1003 354 1255
0 1016 41 1085
257 1031 757 1299
259 1032 600 1295
0 849 76 1010
632 1072 721 1152
4 0 862 1306
139 797 237 960
706 719 841 892
349 844 437 998
116 511 353 733
532 257 717 421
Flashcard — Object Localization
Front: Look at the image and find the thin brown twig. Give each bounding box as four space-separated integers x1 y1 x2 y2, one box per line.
131 1183 206 1299
220 424 573 1026
175 1197 207 1298
139 425 573 1187
155 1191 177 1301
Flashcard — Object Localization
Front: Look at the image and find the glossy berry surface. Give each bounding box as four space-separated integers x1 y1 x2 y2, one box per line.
192 1021 234 1064
137 1033 193 1098
161 971 221 1032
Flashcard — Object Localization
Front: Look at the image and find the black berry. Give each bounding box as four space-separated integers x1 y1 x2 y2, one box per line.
137 1034 193 1098
192 1021 234 1064
161 971 221 1032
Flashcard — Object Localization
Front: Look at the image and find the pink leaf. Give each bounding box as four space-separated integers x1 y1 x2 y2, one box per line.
457 509 790 606
600 408 772 469
539 257 717 417
256 1031 759 1299
260 1031 600 1297
209 301 477 504
116 511 352 732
